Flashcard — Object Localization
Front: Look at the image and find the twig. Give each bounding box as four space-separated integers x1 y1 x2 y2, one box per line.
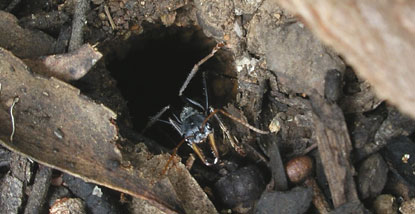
10 97 19 142
104 5 116 30
23 165 53 214
178 42 224 96
69 0 90 52
141 105 170 133
5 0 21 12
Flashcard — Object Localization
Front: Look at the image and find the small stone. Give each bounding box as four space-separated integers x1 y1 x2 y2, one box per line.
400 198 415 214
357 153 388 199
214 165 265 208
268 116 281 133
98 13 106 21
373 194 397 214
50 198 86 214
254 187 312 214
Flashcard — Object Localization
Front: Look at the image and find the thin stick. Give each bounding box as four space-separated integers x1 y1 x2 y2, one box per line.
5 0 21 12
10 97 19 142
178 43 224 96
69 0 89 52
104 5 116 30
141 105 170 133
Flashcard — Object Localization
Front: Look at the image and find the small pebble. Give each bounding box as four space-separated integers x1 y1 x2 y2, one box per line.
400 198 415 214
373 194 397 214
50 198 86 214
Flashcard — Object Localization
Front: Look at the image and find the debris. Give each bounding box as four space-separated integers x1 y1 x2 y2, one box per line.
63 174 120 214
68 0 89 52
214 165 265 209
24 43 103 81
400 198 415 214
276 0 415 119
285 156 331 213
50 198 86 214
9 97 19 142
179 42 224 96
373 194 398 214
310 93 359 208
0 47 184 213
0 11 56 58
23 165 53 214
19 11 70 31
382 136 415 186
0 153 34 214
104 5 116 30
357 153 388 199
254 187 312 214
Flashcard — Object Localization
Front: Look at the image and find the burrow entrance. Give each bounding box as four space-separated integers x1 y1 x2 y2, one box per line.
107 25 237 148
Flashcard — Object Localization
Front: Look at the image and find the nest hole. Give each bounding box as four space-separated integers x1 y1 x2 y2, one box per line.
107 25 237 147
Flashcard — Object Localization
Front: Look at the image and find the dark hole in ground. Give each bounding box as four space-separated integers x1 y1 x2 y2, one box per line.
107 25 236 149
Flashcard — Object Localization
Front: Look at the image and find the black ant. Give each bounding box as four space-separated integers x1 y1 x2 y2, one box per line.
161 72 269 174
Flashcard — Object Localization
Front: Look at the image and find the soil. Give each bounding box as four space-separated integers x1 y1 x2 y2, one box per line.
0 0 414 214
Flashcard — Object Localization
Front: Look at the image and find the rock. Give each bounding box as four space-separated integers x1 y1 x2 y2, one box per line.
329 201 371 214
382 136 415 186
49 198 86 214
400 198 415 214
254 187 312 214
373 194 397 214
246 0 345 96
214 165 265 209
357 153 388 199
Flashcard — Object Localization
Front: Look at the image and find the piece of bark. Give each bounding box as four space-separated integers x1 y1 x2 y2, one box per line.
268 140 288 191
0 47 184 214
310 94 359 208
19 11 70 31
23 44 103 81
5 0 21 12
0 175 25 214
49 198 86 214
0 153 34 214
275 0 415 119
0 11 56 58
24 165 53 214
69 0 89 52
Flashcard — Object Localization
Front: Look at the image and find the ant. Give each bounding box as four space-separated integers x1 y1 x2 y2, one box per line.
161 72 269 174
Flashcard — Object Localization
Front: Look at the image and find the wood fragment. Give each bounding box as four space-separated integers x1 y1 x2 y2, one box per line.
23 44 102 81
275 0 415 119
104 5 116 30
0 47 184 214
5 0 21 12
179 42 224 96
0 11 56 58
69 0 90 52
310 93 359 208
0 153 34 214
24 165 53 214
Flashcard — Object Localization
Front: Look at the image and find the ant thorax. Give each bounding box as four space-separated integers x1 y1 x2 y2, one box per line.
179 106 213 145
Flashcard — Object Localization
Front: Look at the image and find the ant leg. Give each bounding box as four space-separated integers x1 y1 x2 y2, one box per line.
207 133 219 164
202 108 269 134
161 138 186 175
